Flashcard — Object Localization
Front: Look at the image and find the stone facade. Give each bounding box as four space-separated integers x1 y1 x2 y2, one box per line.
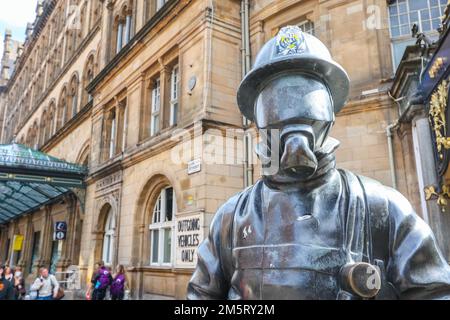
0 0 439 299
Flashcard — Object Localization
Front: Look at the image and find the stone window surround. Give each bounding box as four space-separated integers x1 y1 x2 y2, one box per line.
149 186 176 267
101 95 127 163
141 55 180 142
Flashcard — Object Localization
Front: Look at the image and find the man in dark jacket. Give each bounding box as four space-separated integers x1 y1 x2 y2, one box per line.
0 265 15 300
187 26 450 300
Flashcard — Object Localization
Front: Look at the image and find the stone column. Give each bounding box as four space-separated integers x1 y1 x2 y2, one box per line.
0 225 9 264
100 0 114 68
18 215 33 272
159 61 170 130
134 0 145 31
59 195 77 270
413 114 450 261
37 206 53 269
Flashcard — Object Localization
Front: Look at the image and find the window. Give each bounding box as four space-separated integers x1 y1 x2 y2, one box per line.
39 113 47 146
57 87 68 129
103 99 126 162
298 20 314 35
69 75 79 118
49 103 56 135
115 8 133 55
125 14 132 44
102 209 115 266
87 71 94 102
150 187 175 266
50 240 62 275
109 111 116 159
157 0 167 11
388 0 447 68
170 66 179 126
151 78 161 136
82 55 95 105
29 232 41 274
32 122 39 150
116 20 124 53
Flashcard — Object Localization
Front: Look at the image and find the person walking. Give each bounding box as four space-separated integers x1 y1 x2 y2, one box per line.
86 261 101 300
91 261 112 300
30 267 60 300
13 267 26 300
110 265 128 300
0 265 15 300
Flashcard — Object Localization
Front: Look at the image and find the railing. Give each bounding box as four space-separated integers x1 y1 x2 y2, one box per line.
54 265 80 290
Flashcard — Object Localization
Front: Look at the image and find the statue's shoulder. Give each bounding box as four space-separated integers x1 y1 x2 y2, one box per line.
356 173 414 214
341 169 415 226
212 180 262 224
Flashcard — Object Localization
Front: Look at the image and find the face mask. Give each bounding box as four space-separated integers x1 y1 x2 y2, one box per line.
279 124 318 180
256 121 333 181
15 272 22 278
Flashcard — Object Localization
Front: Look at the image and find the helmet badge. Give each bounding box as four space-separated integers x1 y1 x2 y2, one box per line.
275 26 307 56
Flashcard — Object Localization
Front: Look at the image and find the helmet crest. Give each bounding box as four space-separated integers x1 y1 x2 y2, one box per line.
275 26 307 56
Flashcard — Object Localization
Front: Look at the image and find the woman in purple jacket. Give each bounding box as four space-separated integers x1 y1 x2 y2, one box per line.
110 265 128 300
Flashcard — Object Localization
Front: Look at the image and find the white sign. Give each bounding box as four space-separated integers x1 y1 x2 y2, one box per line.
175 214 204 268
187 159 202 175
54 231 66 241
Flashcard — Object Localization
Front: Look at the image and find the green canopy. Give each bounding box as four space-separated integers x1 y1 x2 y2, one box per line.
0 143 87 224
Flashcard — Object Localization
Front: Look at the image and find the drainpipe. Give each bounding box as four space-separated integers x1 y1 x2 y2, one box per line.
241 0 253 187
386 90 405 190
386 122 398 190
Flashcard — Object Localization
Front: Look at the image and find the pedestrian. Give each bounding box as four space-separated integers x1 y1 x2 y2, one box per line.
110 265 128 300
91 261 112 300
30 267 60 300
3 266 14 284
0 265 15 300
13 267 26 300
86 261 101 300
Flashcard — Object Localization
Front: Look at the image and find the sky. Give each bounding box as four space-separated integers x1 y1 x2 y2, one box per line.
0 0 38 58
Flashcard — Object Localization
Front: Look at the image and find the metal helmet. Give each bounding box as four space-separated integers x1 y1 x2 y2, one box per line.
237 26 350 122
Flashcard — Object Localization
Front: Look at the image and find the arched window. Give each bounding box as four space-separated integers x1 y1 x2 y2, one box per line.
123 4 133 45
114 3 133 55
69 74 79 118
31 122 39 149
149 186 175 266
57 87 68 129
103 208 115 266
82 54 95 106
26 127 33 147
48 101 56 135
39 110 47 147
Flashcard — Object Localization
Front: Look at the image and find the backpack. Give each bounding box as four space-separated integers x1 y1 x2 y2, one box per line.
110 274 125 296
95 269 111 290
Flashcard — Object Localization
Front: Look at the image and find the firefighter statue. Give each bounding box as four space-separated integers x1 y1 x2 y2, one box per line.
187 26 450 300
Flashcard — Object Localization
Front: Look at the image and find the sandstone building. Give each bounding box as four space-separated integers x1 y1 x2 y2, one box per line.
0 0 449 299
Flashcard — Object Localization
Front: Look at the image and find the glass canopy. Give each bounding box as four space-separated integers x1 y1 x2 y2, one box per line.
0 143 87 224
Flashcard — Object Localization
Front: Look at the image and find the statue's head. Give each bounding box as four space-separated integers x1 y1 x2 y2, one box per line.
237 26 350 183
